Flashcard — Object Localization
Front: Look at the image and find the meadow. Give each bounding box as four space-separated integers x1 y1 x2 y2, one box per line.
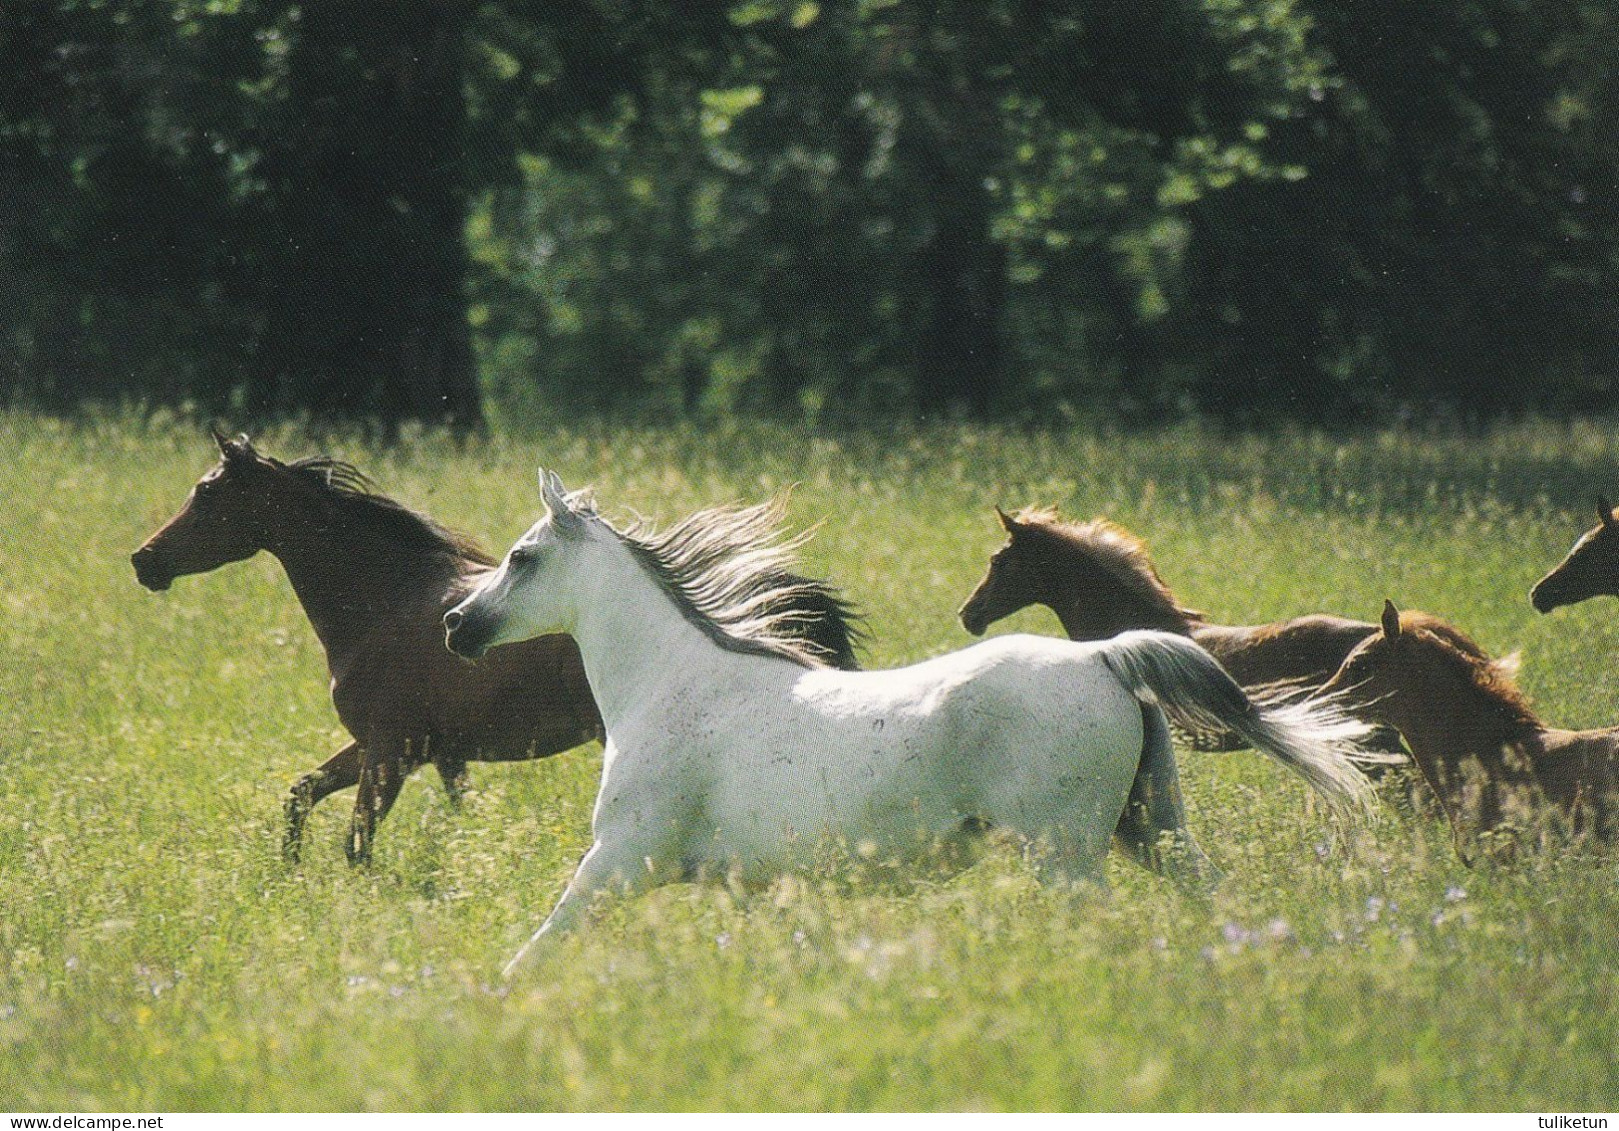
3 408 1619 1111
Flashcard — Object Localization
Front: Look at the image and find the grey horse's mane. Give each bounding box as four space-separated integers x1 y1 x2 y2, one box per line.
593 495 859 669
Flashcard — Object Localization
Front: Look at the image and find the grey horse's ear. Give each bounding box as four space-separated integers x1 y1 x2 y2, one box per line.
1381 599 1402 638
538 468 581 532
1599 495 1616 529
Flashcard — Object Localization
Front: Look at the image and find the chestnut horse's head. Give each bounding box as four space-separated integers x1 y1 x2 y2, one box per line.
1530 497 1619 613
958 507 1047 636
1316 600 1418 721
958 506 1196 640
131 429 276 591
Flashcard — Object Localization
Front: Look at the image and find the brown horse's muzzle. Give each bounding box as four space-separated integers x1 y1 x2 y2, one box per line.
131 547 174 592
958 600 990 637
1528 580 1559 614
1529 571 1578 614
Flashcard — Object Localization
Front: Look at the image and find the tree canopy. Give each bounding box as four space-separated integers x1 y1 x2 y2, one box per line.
2 1 1614 428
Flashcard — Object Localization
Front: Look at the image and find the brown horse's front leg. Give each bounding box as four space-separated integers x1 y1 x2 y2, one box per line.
284 741 363 863
347 745 407 866
434 757 469 808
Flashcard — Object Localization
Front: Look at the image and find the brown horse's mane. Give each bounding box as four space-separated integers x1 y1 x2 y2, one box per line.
1013 507 1203 628
1398 612 1541 735
286 457 497 568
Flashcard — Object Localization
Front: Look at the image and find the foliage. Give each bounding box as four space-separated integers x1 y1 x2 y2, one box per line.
1 2 1616 423
5 409 1619 1109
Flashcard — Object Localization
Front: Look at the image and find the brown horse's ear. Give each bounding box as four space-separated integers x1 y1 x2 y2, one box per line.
995 506 1018 533
212 427 255 461
1599 495 1616 529
1381 599 1402 638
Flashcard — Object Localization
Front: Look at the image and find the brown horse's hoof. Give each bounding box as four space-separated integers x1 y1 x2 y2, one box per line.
346 826 373 866
283 777 320 865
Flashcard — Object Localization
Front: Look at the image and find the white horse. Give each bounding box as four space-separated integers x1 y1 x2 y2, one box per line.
445 472 1382 976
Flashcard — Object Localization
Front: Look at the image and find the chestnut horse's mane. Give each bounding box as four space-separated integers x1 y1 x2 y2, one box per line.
286 456 497 568
1397 612 1541 734
1012 506 1203 629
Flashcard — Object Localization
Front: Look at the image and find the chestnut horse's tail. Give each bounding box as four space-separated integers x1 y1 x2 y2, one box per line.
1098 630 1388 817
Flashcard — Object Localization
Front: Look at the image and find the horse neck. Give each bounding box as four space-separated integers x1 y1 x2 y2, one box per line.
1375 660 1543 795
1038 551 1194 640
567 536 767 733
262 490 454 662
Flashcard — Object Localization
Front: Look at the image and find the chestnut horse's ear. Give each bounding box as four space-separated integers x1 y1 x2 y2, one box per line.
1381 599 1402 638
211 425 230 452
995 506 1018 533
1599 495 1616 529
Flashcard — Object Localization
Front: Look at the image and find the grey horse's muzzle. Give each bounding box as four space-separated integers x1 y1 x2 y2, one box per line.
443 605 497 659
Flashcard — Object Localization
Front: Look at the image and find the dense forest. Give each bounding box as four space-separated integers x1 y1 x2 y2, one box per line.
2 1 1616 429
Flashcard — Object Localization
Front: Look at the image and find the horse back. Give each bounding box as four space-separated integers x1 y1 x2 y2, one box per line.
1535 727 1619 831
1193 615 1375 688
642 636 1145 863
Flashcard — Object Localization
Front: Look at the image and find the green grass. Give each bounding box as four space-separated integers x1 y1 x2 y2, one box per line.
3 408 1619 1111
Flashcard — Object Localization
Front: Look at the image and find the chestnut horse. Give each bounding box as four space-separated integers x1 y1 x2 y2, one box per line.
1320 600 1619 856
958 507 1416 749
1530 497 1619 613
132 432 863 863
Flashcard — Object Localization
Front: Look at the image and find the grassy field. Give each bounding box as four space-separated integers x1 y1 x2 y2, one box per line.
3 408 1619 1111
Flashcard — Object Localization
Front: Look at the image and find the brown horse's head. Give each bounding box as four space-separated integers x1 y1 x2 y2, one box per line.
1530 497 1619 613
132 429 277 591
958 507 1048 635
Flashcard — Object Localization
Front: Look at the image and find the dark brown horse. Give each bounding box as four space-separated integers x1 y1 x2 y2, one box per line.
132 432 863 863
1320 600 1619 854
957 506 1497 750
1530 496 1619 613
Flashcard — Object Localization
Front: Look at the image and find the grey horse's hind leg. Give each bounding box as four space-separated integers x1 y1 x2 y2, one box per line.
1114 703 1222 891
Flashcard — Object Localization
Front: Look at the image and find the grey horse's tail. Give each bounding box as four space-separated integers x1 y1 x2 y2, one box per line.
1098 630 1388 816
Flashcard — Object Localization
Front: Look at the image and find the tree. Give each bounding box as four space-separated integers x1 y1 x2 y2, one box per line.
475 0 1327 420
1177 0 1619 421
246 4 483 429
0 1 262 407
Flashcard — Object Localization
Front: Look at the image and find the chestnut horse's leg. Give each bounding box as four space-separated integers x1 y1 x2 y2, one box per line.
284 741 363 863
347 744 408 865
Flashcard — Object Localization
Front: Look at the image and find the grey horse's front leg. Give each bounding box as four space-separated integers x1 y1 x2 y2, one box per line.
502 834 668 977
